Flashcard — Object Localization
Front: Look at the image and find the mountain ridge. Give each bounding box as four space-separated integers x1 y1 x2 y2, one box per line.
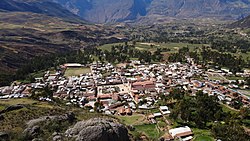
230 15 250 28
0 0 84 22
53 0 250 23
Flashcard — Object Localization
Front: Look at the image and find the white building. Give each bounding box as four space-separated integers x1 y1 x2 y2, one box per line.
169 126 193 141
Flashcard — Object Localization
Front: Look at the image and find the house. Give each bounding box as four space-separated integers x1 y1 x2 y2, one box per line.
153 112 162 118
169 126 193 141
64 63 83 68
160 106 171 115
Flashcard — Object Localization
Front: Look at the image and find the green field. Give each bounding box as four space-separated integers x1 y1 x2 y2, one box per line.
226 76 245 80
99 42 207 53
118 114 145 125
0 98 37 105
99 43 125 51
134 124 162 139
221 103 239 114
194 135 214 141
64 67 91 77
0 98 54 108
192 128 215 141
0 105 5 111
136 42 206 52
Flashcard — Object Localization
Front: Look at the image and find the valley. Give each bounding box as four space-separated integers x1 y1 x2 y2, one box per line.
0 0 249 141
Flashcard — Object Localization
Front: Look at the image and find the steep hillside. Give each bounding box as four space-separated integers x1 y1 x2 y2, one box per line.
230 15 250 28
0 0 83 22
0 11 126 80
53 0 151 23
53 0 250 23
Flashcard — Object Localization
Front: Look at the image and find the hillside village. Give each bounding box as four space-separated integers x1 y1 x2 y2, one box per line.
0 59 249 140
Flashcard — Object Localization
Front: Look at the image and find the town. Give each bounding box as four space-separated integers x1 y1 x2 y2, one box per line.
0 58 249 141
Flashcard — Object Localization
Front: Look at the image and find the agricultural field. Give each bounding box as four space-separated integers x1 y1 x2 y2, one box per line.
99 42 207 53
64 67 91 77
134 124 163 140
226 76 245 80
207 73 227 81
118 114 145 125
135 42 207 53
117 114 164 140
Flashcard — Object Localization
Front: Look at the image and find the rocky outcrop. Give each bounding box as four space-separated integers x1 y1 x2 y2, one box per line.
23 112 76 139
0 132 9 141
23 114 129 141
65 118 130 141
0 104 24 114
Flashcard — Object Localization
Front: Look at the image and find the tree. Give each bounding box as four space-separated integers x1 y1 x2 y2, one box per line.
169 88 185 100
31 85 54 100
170 91 223 128
212 122 250 141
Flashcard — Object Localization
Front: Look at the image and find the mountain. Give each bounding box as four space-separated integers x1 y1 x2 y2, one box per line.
53 0 250 23
3 0 250 23
0 0 83 22
0 11 125 72
230 15 250 28
0 1 127 86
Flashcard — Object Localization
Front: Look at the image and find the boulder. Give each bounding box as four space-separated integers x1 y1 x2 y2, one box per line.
53 135 62 141
0 132 9 141
65 118 130 141
23 125 41 138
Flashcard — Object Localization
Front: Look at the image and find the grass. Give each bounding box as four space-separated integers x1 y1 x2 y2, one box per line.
0 105 5 111
118 114 145 125
194 135 214 141
0 98 37 105
134 124 162 140
158 120 167 128
0 98 109 140
226 76 245 80
99 43 125 51
192 128 215 141
231 51 250 60
64 67 91 77
221 103 239 114
98 42 207 53
0 98 54 109
136 42 206 53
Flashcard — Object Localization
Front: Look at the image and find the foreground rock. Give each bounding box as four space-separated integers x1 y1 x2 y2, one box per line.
65 118 130 141
0 132 9 141
23 112 76 139
0 104 24 114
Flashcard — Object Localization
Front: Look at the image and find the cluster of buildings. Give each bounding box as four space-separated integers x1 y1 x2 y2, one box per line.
0 60 249 115
0 59 249 141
